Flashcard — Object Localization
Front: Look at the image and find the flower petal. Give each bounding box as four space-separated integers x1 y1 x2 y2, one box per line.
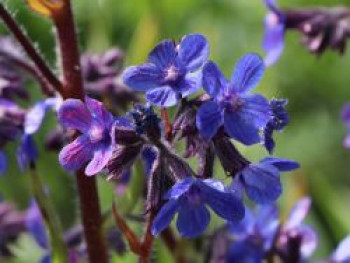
178 34 209 71
226 240 264 263
178 70 202 98
148 40 177 69
260 157 300 172
298 225 318 258
152 199 179 236
263 16 285 67
224 94 270 145
85 146 113 176
200 181 245 222
58 99 92 133
202 61 227 98
0 151 6 175
26 201 48 249
332 235 350 262
17 135 38 171
230 53 265 94
196 101 223 140
85 97 113 127
224 110 261 145
229 207 255 238
255 205 280 250
176 203 210 238
123 63 163 92
341 103 350 123
59 135 94 171
285 197 311 230
166 177 195 200
24 99 55 135
240 163 281 204
146 86 178 107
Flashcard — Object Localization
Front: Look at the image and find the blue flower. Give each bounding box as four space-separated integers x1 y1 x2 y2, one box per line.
263 99 289 154
0 151 6 175
58 97 114 176
279 197 318 259
341 103 350 149
123 34 209 107
262 0 286 66
231 157 299 204
331 235 350 263
17 98 59 170
196 54 270 145
152 177 244 238
227 204 279 262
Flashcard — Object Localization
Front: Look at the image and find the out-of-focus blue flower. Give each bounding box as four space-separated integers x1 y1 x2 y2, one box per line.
263 99 289 154
231 157 299 204
58 97 114 176
17 98 59 171
196 54 270 145
341 103 350 149
331 235 350 263
26 201 48 250
0 151 6 175
123 34 209 107
152 177 244 238
227 204 279 262
262 0 286 66
279 197 318 260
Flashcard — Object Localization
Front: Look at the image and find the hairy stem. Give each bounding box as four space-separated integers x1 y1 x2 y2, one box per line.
0 3 62 94
29 163 68 263
51 1 108 262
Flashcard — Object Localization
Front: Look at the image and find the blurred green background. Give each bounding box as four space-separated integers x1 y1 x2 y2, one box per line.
1 0 350 261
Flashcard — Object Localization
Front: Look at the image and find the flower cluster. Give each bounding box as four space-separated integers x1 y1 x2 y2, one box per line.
55 33 299 239
263 0 350 66
209 197 350 262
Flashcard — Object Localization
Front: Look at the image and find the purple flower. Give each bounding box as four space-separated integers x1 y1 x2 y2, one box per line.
123 34 209 107
196 54 270 145
227 204 279 262
263 99 289 154
152 177 244 238
231 157 299 204
58 97 114 176
279 197 318 260
341 103 350 148
331 235 350 263
262 0 286 66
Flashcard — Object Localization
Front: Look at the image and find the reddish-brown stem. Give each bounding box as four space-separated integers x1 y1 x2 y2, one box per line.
51 2 108 263
139 211 155 263
161 108 172 139
0 3 62 94
112 203 142 254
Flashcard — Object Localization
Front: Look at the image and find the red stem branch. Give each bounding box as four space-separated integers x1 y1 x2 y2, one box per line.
0 3 62 94
51 2 108 263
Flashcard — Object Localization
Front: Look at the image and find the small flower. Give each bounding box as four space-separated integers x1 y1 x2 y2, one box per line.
279 197 318 260
341 103 350 148
58 97 114 176
17 98 59 170
196 54 270 145
227 204 280 262
152 177 244 238
231 157 299 204
123 34 209 107
262 0 286 66
263 99 290 154
0 64 28 101
330 235 350 263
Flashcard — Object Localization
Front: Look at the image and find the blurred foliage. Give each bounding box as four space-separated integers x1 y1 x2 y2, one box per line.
1 0 350 261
